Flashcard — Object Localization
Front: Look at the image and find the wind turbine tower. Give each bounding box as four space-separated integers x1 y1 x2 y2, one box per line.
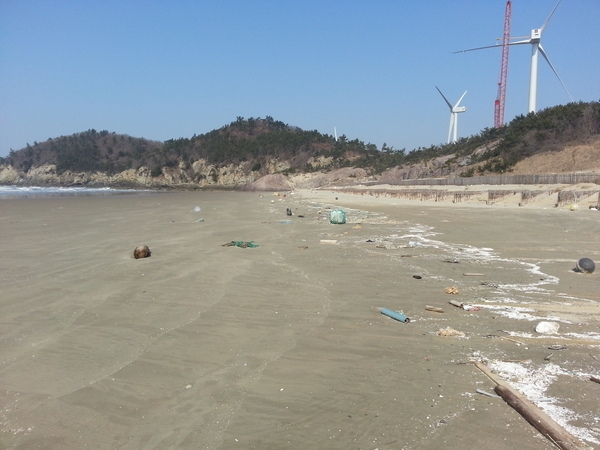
455 0 572 115
495 1 512 128
436 86 467 144
516 0 573 112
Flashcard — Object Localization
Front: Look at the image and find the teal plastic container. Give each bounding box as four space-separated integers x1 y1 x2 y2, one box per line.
329 209 346 224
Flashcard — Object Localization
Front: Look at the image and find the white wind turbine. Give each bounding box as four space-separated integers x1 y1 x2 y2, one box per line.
512 1 573 112
456 0 572 114
436 86 467 144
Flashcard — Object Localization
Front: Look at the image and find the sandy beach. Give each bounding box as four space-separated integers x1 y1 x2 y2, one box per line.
1 188 599 449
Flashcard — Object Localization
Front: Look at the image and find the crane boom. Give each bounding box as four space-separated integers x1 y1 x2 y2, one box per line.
494 1 512 128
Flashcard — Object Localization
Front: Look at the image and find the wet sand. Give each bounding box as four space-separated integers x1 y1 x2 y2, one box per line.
1 189 599 449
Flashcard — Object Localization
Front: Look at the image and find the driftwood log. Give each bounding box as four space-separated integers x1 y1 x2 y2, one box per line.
494 385 588 450
425 305 444 313
591 376 600 384
474 362 589 450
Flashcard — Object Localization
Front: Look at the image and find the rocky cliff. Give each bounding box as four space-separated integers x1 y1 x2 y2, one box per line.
0 154 367 190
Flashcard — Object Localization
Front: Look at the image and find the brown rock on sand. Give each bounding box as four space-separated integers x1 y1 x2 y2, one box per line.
133 245 151 259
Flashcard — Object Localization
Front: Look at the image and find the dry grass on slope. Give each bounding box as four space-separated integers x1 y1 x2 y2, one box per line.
510 138 600 175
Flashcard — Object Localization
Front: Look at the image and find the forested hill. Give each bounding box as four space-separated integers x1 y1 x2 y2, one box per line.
2 102 600 184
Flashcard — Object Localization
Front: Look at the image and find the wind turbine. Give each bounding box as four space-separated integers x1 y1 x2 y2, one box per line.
456 0 573 114
436 86 467 144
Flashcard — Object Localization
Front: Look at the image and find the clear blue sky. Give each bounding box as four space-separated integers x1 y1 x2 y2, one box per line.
1 0 598 157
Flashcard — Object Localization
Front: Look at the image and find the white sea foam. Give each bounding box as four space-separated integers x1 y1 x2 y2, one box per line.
0 185 147 198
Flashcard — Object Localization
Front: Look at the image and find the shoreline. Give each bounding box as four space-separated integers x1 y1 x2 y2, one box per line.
2 179 599 209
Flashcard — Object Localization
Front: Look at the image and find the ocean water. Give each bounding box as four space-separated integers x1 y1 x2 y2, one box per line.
0 185 150 199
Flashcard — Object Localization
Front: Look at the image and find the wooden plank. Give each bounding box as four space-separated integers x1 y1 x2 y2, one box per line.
495 385 588 450
474 363 589 450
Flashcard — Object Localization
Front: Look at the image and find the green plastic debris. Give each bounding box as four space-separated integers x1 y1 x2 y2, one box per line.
223 241 259 248
329 209 346 224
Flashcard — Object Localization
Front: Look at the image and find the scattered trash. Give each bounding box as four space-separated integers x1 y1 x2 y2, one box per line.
448 299 480 311
548 344 567 350
569 204 579 211
298 246 308 250
463 272 485 276
574 257 595 274
196 218 204 222
500 336 526 346
436 327 464 337
320 239 338 245
133 245 151 259
591 376 600 384
462 304 481 311
425 305 444 313
286 208 293 216
535 321 560 334
407 241 422 247
381 307 410 323
476 389 501 399
222 241 259 248
192 206 201 212
329 209 346 224
280 220 292 224
443 259 460 263
412 275 422 279
445 286 459 295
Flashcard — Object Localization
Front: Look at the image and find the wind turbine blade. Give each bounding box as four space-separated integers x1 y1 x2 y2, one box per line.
453 44 501 54
436 86 453 110
538 44 574 102
509 38 532 46
455 39 531 54
454 91 467 108
541 0 561 33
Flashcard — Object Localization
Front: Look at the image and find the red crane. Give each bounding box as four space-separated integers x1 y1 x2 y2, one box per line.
494 1 512 128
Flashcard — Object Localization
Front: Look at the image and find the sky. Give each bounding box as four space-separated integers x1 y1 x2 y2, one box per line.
1 0 599 158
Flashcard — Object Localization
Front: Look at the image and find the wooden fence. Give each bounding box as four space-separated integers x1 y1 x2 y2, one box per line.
391 173 600 186
556 190 600 207
519 190 558 205
338 187 600 208
487 190 518 204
